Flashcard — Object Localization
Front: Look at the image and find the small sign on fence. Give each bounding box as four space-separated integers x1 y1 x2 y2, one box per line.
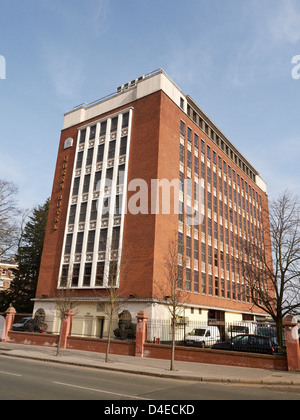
0 316 5 341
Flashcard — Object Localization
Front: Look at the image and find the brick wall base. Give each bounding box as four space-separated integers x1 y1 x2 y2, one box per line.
7 331 287 371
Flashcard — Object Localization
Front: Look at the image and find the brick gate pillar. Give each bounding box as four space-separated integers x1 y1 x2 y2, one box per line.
2 305 16 342
59 309 75 350
135 311 149 357
283 315 300 371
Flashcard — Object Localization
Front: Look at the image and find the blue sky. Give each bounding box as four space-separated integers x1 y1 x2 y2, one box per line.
0 0 299 210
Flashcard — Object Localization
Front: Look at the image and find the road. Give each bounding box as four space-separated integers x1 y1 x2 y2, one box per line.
0 355 299 402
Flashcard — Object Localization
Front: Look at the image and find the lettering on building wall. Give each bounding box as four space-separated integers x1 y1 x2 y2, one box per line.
54 155 69 230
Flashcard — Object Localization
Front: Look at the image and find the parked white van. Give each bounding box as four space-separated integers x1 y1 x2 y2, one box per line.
185 326 220 348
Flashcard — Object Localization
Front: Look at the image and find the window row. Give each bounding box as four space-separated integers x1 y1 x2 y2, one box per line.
79 112 129 144
69 194 123 226
60 259 118 288
177 264 251 303
180 138 261 207
64 226 120 256
72 163 125 196
182 109 256 182
76 136 128 170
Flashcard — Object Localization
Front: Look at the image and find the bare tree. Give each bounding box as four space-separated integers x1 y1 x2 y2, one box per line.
243 190 300 348
0 180 20 258
54 278 79 356
95 234 132 363
156 233 189 371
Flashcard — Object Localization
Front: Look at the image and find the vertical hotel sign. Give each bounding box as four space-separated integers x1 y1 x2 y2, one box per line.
54 137 74 231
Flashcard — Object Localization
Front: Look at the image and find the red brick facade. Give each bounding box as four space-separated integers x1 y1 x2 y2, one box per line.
36 71 271 323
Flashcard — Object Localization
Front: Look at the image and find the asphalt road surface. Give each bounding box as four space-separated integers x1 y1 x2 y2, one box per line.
0 355 299 402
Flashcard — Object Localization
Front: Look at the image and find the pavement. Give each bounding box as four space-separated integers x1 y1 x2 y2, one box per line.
1 341 300 387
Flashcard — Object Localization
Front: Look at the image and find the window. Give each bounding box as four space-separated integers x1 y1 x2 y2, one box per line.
122 112 129 128
207 145 211 160
102 197 110 218
208 274 213 295
180 97 184 109
180 144 185 164
86 148 94 166
97 144 105 163
111 117 118 132
114 194 123 216
89 125 96 140
94 171 101 191
186 236 191 258
120 136 127 156
90 200 98 221
194 271 199 293
68 205 76 225
215 276 219 296
112 227 120 250
208 245 212 265
73 178 80 196
60 265 69 287
76 151 84 169
214 249 218 267
87 230 95 253
180 120 185 138
186 268 191 291
177 265 183 289
194 156 199 176
83 174 91 194
194 181 199 201
207 217 212 236
187 150 192 169
72 264 80 287
79 129 86 144
75 232 84 254
108 140 116 160
99 229 108 252
194 133 199 149
117 165 125 185
64 234 73 255
194 239 199 260
79 202 87 223
201 139 205 154
96 262 105 286
201 242 206 262
202 272 206 294
100 121 107 136
188 128 192 144
213 151 217 165
83 263 92 286
106 168 114 181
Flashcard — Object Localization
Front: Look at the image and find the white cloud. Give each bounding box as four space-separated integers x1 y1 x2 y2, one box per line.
267 0 300 45
41 45 85 98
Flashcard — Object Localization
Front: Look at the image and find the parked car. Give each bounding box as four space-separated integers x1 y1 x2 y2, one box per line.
185 326 220 348
227 323 256 339
212 334 281 355
12 317 34 332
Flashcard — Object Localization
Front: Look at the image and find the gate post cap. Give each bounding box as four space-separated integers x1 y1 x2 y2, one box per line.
136 310 149 320
5 305 16 315
283 315 298 326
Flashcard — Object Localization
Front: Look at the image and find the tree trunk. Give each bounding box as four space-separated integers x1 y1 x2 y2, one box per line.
105 307 114 363
276 318 284 351
170 317 176 371
56 317 64 356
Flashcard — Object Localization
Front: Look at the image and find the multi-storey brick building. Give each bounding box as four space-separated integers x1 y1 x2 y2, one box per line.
34 69 271 337
0 259 17 291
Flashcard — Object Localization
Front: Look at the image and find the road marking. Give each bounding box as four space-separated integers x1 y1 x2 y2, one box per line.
0 370 22 377
53 381 152 400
